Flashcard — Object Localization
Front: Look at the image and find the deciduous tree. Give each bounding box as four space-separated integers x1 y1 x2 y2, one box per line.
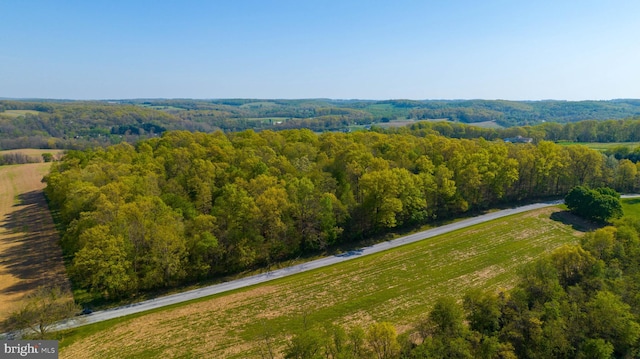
5 286 79 339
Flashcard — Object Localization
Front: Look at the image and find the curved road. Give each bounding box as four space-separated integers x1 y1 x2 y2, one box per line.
42 199 570 333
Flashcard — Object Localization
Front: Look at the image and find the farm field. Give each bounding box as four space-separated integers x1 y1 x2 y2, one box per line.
0 149 69 326
0 110 42 118
0 149 65 162
376 118 503 129
59 206 585 358
622 197 640 220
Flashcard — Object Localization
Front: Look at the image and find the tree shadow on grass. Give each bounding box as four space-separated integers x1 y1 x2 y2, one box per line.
624 198 640 205
550 210 604 233
0 190 69 296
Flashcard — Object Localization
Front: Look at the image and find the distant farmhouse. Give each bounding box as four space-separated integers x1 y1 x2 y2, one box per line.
504 135 533 143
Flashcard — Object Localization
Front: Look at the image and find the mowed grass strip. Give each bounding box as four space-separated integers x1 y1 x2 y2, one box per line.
59 206 581 359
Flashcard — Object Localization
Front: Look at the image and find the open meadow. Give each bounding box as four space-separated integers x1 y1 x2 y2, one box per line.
622 197 640 219
0 110 42 118
59 206 587 358
0 149 69 325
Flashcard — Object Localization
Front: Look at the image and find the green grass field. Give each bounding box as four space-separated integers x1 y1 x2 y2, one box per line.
146 105 186 111
470 120 504 129
245 117 290 123
58 206 585 358
239 101 279 109
0 110 42 118
622 197 640 220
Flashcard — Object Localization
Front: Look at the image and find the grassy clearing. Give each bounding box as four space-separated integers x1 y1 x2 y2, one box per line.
0 158 70 325
376 119 419 128
246 117 290 123
59 206 583 359
145 106 187 112
470 120 504 129
239 102 278 109
622 197 640 220
0 110 42 118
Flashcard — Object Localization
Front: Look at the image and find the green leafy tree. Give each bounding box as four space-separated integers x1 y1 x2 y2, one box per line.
463 289 501 337
284 329 325 359
565 186 623 222
586 291 640 356
184 214 220 279
615 159 637 192
366 322 400 359
576 339 614 359
4 286 80 339
346 325 368 359
71 225 133 298
565 145 603 186
114 196 187 290
212 183 261 269
359 168 425 232
412 297 474 358
549 245 597 288
429 296 466 338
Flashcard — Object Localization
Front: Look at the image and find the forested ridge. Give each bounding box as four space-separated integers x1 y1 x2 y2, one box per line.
0 100 179 149
117 98 640 127
387 118 640 144
4 99 640 150
44 129 640 301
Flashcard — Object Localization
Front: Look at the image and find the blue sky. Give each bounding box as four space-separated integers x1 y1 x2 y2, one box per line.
1 1 639 100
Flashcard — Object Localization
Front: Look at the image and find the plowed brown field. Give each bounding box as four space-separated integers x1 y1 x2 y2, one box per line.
0 150 69 325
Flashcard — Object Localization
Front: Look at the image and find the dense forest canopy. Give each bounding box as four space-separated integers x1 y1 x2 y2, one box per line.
44 129 640 301
3 99 640 150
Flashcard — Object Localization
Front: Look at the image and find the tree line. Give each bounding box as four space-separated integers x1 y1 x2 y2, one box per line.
125 98 640 127
0 152 41 165
0 101 179 150
44 129 640 300
407 99 640 126
398 118 640 145
280 218 640 358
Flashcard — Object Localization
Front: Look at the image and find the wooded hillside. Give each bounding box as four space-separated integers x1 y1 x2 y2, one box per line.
3 99 640 150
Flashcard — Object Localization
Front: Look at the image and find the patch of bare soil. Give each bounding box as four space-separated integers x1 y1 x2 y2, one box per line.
520 206 557 219
0 163 70 324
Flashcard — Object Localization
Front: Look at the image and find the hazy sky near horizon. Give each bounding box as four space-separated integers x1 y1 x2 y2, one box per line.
1 1 639 101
